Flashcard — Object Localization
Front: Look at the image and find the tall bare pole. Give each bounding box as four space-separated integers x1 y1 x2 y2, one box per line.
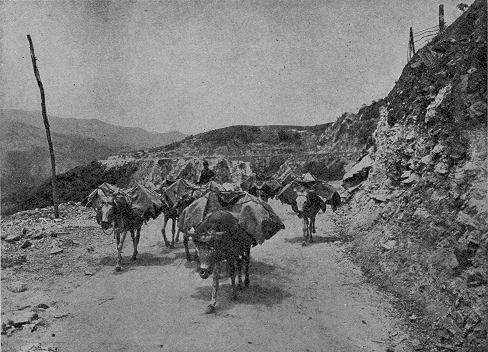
409 27 416 57
27 35 59 218
439 4 445 32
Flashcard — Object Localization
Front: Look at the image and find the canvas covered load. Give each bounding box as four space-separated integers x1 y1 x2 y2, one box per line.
163 178 201 205
85 182 165 221
277 180 341 211
178 191 285 245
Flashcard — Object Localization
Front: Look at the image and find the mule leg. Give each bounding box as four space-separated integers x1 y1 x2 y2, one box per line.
310 215 316 243
161 215 170 248
302 218 309 246
135 227 141 250
131 228 140 260
115 230 127 271
229 259 238 300
169 218 176 249
206 262 221 314
130 230 136 260
115 231 121 269
175 227 180 243
244 247 250 288
237 255 243 289
183 234 192 262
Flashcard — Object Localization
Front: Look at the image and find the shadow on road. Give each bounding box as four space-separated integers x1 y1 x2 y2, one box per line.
284 235 342 244
190 258 292 313
99 252 179 269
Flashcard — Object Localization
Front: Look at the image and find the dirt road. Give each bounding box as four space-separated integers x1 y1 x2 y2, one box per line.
2 200 412 352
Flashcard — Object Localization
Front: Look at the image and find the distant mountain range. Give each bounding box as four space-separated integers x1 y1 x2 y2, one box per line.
0 109 186 198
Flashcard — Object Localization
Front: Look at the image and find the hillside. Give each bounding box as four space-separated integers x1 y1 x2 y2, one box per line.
0 109 187 151
341 1 487 350
0 121 115 205
0 109 186 201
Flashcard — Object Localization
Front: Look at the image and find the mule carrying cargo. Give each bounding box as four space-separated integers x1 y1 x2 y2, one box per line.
85 182 165 222
179 190 285 313
84 182 165 270
178 190 285 246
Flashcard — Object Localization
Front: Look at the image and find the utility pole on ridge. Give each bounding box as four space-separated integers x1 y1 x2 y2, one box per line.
27 35 59 218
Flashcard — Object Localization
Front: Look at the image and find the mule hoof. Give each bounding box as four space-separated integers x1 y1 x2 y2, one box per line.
115 266 123 272
131 255 137 261
205 305 216 314
164 242 170 248
169 244 175 249
186 256 192 262
232 293 237 301
302 242 307 247
175 238 180 243
244 279 250 288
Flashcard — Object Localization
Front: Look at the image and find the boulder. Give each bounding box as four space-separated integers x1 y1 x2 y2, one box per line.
50 246 63 255
381 240 397 250
29 229 45 240
7 281 28 293
413 208 430 219
420 155 433 165
456 211 479 229
428 249 459 271
5 233 22 242
401 173 420 184
342 154 374 189
434 161 450 174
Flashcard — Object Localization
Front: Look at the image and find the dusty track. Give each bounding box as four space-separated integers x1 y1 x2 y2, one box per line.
2 200 412 352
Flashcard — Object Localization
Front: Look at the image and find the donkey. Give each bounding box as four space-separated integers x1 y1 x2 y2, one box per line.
159 192 198 249
96 195 145 271
190 210 255 314
292 190 327 246
279 182 341 246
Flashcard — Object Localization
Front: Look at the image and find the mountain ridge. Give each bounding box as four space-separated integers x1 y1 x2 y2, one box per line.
0 109 186 199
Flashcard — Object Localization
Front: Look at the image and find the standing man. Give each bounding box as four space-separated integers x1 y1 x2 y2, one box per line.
198 160 215 185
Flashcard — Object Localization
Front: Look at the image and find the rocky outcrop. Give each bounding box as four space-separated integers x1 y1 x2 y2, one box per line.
343 1 487 350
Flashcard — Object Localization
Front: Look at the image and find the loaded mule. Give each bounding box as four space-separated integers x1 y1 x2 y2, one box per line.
159 192 196 249
241 175 281 202
189 210 256 314
278 181 341 246
96 193 146 271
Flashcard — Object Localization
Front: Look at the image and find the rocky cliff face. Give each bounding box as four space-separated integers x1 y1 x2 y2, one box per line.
342 1 486 349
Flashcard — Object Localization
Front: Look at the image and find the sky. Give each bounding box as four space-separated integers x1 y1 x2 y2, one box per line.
0 0 473 135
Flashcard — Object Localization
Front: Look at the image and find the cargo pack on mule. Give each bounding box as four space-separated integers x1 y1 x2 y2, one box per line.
84 182 164 271
156 179 232 249
240 173 282 202
178 190 285 313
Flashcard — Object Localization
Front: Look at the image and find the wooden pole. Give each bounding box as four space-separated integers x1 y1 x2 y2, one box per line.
409 27 415 57
27 35 59 218
439 4 445 32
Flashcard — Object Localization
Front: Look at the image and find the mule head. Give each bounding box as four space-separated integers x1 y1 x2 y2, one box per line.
96 196 116 230
292 190 309 218
193 230 226 279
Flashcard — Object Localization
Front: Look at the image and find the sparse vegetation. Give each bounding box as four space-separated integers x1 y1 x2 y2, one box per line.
1 161 139 215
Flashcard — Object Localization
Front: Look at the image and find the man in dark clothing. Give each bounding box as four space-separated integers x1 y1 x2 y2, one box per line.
198 160 215 185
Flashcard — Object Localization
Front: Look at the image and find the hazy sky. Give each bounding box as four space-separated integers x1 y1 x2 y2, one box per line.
1 0 472 135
